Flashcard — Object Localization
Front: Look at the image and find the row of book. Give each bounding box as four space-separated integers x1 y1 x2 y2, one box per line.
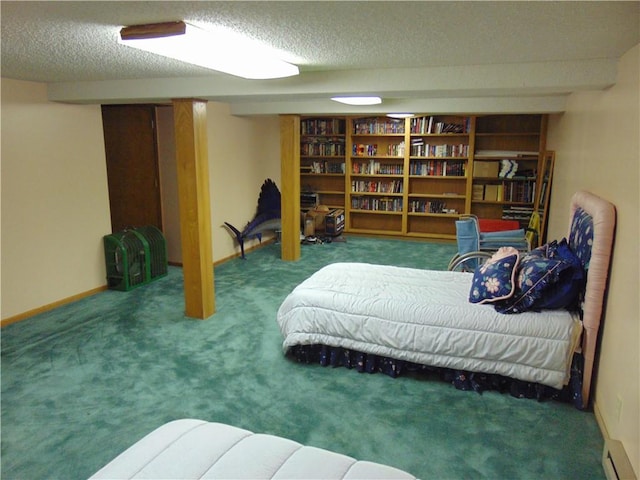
301 139 345 157
473 181 536 203
409 140 469 158
352 141 406 157
352 160 403 175
352 118 405 135
351 180 403 194
502 206 535 224
351 196 403 212
409 160 466 177
301 118 346 136
302 161 345 174
408 200 453 214
409 116 470 134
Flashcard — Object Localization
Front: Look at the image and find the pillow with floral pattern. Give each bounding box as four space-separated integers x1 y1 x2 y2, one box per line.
536 238 585 310
494 252 573 314
469 247 520 304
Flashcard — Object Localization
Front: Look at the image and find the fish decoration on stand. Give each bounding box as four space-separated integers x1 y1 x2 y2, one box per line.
224 179 281 259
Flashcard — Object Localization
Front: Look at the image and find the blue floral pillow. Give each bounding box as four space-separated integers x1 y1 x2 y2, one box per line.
469 247 520 304
494 251 574 314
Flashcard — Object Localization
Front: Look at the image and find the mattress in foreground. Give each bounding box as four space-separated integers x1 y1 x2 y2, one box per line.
90 419 415 479
277 262 581 390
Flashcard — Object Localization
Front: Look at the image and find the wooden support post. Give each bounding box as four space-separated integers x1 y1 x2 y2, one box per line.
173 99 215 319
280 115 301 261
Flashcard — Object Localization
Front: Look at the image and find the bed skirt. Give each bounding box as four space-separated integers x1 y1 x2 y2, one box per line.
287 344 585 409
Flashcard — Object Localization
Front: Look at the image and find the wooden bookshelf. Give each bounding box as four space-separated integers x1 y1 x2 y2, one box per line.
293 113 548 240
406 115 473 238
346 117 406 235
300 117 346 211
471 114 547 228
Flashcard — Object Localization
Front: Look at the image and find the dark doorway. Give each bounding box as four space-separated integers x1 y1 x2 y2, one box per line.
101 105 162 233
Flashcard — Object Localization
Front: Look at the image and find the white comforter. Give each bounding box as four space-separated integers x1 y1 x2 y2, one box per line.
277 263 582 389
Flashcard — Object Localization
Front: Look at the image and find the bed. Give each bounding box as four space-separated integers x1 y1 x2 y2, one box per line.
277 191 616 409
90 419 416 479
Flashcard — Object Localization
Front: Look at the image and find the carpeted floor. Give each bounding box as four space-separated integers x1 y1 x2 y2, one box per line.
1 236 604 479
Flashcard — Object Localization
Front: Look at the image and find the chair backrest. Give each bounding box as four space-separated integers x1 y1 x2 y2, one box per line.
455 215 480 255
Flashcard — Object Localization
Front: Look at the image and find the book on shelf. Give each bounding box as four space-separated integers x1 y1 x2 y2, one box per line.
484 185 499 201
502 206 534 223
472 184 485 201
351 180 403 194
475 181 536 203
301 118 346 136
353 143 378 156
409 116 469 134
308 161 345 174
301 137 345 156
409 160 465 177
410 142 469 158
353 118 405 135
409 199 454 214
352 160 403 175
351 196 403 212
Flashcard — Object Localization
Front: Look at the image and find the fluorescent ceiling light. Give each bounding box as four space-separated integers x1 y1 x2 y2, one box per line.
119 21 299 80
387 113 414 118
331 96 382 106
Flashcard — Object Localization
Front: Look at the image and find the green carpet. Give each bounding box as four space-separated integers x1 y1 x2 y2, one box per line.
1 236 604 479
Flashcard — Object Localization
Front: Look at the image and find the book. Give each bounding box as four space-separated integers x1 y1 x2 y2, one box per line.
484 185 499 201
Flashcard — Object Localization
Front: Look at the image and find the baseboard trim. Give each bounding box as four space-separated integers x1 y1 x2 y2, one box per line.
1 285 108 328
603 439 637 480
594 401 610 439
2 240 277 327
595 401 637 480
214 238 277 265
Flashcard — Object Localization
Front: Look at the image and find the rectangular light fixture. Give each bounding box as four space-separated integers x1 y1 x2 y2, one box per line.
331 96 382 106
119 21 299 80
387 113 414 118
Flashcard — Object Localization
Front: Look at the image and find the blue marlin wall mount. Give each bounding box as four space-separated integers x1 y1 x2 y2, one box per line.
224 179 282 259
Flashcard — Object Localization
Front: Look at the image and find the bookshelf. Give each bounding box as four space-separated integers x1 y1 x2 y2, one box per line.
346 117 406 235
536 151 555 244
406 115 473 238
300 117 346 212
471 114 547 228
295 113 547 241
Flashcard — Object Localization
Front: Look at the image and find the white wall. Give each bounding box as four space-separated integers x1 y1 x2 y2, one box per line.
1 78 112 320
155 103 281 264
156 106 182 264
546 44 639 476
0 81 281 320
207 102 281 261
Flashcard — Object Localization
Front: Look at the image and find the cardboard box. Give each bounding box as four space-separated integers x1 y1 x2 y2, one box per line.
306 206 330 230
473 161 499 178
304 207 344 236
324 209 345 236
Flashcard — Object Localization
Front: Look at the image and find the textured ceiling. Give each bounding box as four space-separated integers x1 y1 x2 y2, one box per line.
1 1 639 114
